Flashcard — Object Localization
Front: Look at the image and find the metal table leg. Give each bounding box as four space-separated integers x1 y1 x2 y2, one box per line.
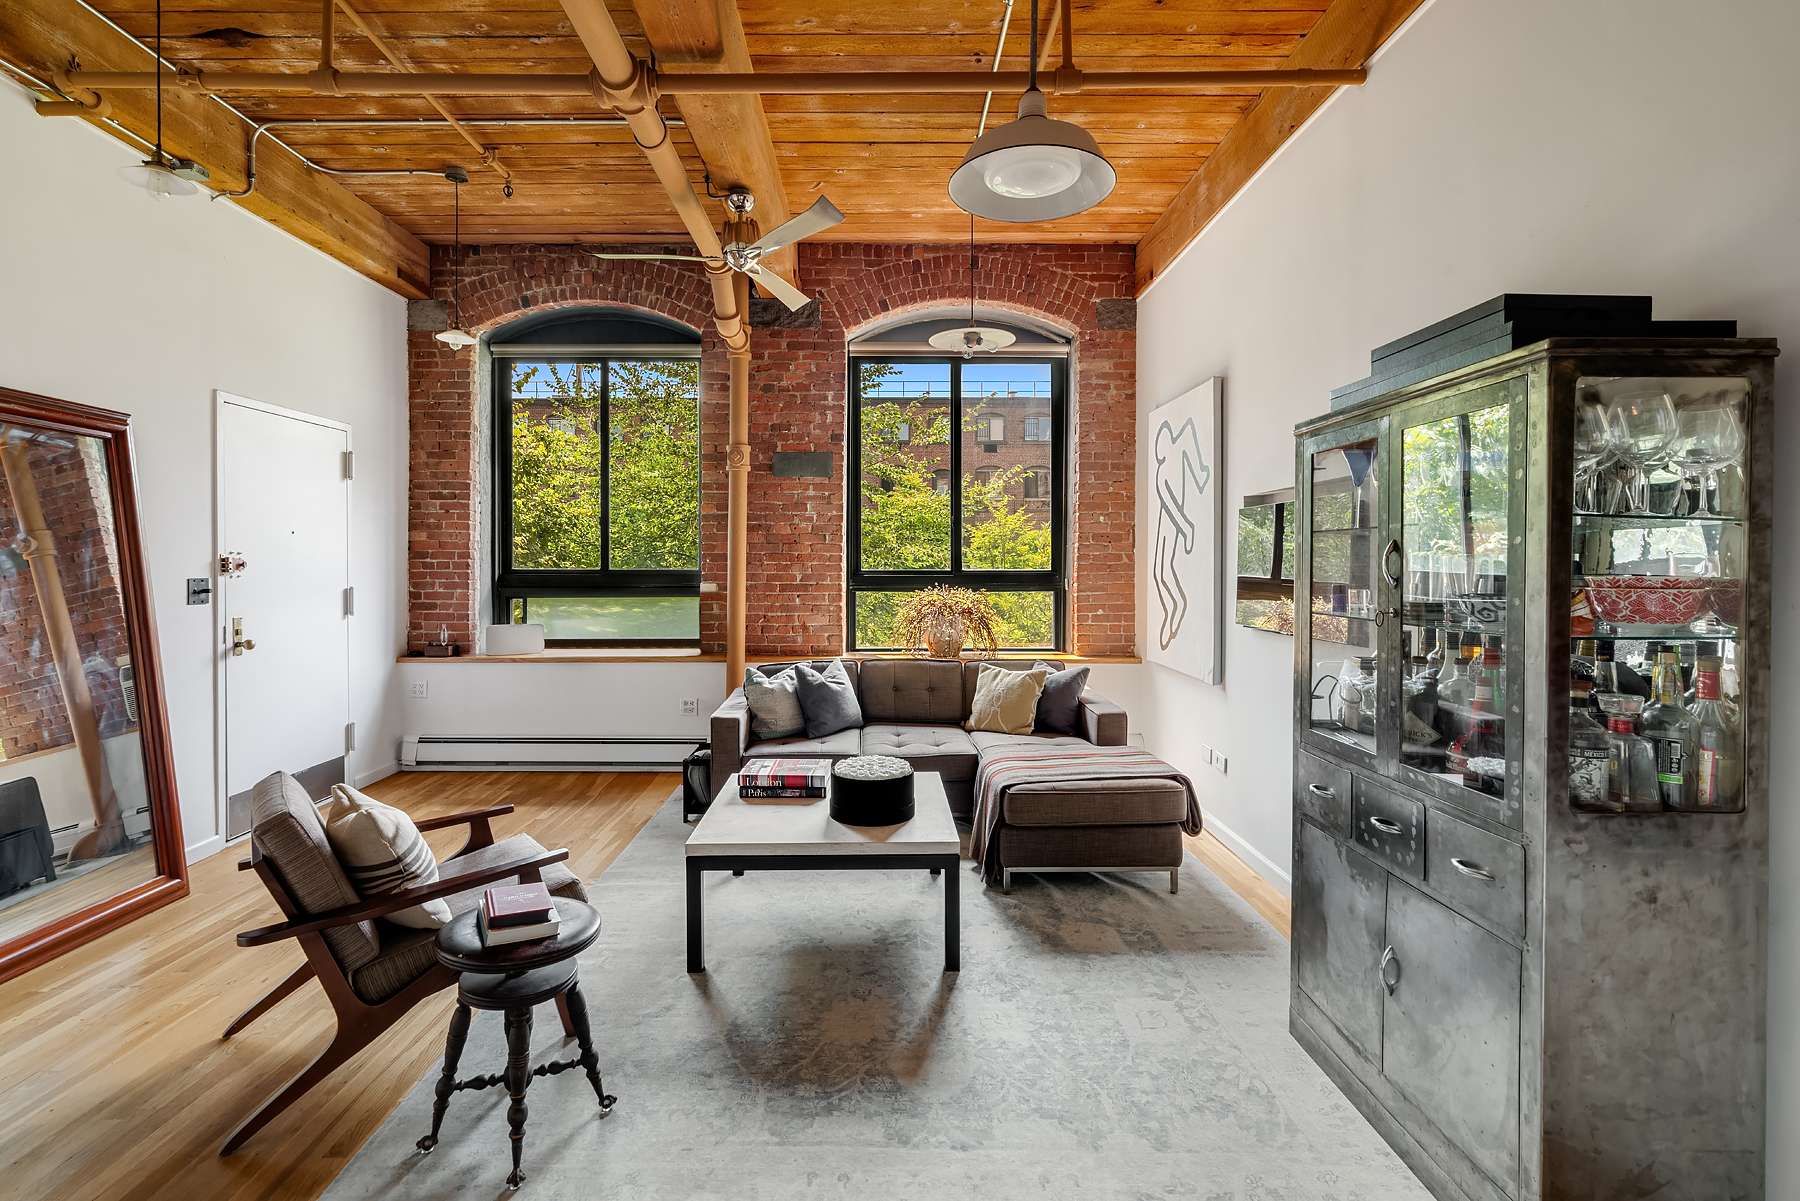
686 859 705 974
942 854 960 972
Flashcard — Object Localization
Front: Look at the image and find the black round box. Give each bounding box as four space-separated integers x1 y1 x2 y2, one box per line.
830 756 916 826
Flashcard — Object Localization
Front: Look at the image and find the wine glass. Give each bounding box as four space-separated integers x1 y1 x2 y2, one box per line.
1670 401 1744 516
1572 400 1612 513
1605 390 1678 515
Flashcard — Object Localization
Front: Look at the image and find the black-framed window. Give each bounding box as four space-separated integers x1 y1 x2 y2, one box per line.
848 356 1068 651
492 314 702 646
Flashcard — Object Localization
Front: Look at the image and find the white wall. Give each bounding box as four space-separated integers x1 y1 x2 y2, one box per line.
0 83 410 861
1132 0 1800 1189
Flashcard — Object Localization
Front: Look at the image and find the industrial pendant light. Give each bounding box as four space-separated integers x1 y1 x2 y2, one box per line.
436 167 477 349
948 0 1115 223
118 0 203 199
929 215 1017 358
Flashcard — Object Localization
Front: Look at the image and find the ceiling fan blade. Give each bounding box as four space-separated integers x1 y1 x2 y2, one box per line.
588 252 717 262
749 195 846 256
746 263 812 312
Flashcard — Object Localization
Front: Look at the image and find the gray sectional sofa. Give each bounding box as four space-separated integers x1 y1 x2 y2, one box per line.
708 657 1191 892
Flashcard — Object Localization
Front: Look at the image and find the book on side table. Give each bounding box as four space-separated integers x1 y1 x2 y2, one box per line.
478 880 561 946
739 758 828 800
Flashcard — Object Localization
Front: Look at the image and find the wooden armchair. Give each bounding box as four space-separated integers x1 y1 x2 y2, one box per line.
219 771 588 1155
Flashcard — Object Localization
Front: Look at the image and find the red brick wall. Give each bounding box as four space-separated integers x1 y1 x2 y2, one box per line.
409 241 1136 657
0 437 134 759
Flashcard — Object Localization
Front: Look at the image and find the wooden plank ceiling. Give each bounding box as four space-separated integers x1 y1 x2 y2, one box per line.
87 0 1334 246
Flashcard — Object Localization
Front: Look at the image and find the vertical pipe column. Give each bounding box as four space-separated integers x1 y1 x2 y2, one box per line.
725 270 751 688
0 431 126 861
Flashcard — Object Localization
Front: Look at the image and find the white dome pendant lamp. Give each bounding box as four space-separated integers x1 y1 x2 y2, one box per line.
118 0 199 199
435 167 477 349
948 0 1115 223
929 215 1017 358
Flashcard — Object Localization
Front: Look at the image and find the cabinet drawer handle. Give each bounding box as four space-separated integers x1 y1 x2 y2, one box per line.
1451 857 1497 882
1380 945 1401 995
1307 784 1337 799
1369 816 1403 835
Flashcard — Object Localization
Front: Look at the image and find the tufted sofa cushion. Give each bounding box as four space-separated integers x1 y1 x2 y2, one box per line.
859 659 966 724
858 724 980 781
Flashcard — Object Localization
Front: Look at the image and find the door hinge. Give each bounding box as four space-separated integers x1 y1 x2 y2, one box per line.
344 586 355 616
342 450 355 480
345 722 357 753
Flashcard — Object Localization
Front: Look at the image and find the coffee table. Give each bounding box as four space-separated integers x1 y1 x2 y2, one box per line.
684 770 961 973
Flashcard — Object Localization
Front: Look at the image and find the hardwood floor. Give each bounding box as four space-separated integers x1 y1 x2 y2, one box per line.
0 771 1291 1201
0 771 677 1201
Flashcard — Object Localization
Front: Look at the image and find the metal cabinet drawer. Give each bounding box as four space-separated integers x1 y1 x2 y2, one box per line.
1426 808 1525 939
1296 752 1352 838
1353 781 1424 881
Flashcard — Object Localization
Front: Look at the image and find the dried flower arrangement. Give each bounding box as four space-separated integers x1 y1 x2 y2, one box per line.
892 585 1002 659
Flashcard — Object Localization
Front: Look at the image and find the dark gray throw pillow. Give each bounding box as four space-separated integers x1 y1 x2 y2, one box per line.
1033 661 1090 735
794 658 864 738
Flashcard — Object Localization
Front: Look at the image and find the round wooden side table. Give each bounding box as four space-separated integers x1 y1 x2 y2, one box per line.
417 899 615 1188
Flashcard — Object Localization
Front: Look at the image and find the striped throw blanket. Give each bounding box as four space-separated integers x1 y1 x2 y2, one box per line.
969 744 1202 884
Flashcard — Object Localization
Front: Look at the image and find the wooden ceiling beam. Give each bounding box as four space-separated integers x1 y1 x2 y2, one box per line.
0 0 431 297
1133 0 1425 293
628 0 794 282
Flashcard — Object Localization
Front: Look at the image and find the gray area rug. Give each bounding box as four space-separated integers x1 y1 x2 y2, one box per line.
323 796 1429 1200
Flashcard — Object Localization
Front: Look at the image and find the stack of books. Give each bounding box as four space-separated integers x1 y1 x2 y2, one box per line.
477 881 561 946
739 758 829 799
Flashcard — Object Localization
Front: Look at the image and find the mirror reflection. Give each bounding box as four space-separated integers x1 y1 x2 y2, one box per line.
0 423 156 946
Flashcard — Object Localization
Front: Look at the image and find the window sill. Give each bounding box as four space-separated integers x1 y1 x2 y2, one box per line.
398 649 725 664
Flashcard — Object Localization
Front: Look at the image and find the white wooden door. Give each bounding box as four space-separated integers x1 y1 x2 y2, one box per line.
219 395 351 838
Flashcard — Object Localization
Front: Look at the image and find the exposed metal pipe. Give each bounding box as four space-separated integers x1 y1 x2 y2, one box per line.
976 0 1015 138
554 0 751 688
67 67 1368 96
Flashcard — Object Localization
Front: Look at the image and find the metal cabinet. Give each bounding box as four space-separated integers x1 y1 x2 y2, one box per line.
1290 337 1776 1201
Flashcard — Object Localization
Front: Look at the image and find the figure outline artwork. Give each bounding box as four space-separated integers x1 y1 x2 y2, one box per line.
1153 416 1211 650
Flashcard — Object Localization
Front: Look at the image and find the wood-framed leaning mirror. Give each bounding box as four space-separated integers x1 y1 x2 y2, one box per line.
0 387 186 985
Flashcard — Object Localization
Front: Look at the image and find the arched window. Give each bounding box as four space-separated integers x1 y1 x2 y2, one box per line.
490 308 703 646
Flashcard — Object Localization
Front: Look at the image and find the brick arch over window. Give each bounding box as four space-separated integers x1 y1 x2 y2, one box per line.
408 241 1135 657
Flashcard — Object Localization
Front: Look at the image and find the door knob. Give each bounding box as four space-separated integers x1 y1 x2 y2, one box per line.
1380 945 1402 995
231 617 257 656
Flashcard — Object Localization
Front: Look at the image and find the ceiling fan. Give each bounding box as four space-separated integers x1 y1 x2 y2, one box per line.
588 189 844 311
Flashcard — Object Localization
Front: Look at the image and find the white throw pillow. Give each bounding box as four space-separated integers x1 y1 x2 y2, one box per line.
966 664 1053 735
321 783 452 929
743 665 806 740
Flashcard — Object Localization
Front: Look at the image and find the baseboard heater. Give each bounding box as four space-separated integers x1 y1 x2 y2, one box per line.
399 736 704 772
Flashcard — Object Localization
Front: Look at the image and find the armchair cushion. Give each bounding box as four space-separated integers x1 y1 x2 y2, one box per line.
321 784 450 929
251 772 379 973
441 833 588 915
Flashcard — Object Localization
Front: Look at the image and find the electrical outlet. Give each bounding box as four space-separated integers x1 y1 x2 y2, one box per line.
1212 753 1228 774
409 680 429 698
680 698 699 716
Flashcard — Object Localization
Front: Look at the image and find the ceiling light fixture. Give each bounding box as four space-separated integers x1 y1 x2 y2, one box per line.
929 214 1017 359
436 166 477 349
948 0 1115 223
118 0 206 199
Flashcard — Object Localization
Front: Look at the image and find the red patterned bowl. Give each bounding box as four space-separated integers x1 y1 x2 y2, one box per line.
1708 579 1742 626
1585 577 1710 626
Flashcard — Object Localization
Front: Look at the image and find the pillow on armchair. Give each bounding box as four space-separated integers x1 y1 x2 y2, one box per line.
321 784 453 929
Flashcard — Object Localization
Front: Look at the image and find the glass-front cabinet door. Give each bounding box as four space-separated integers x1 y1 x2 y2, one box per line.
1394 377 1527 825
1303 426 1385 764
1566 375 1749 814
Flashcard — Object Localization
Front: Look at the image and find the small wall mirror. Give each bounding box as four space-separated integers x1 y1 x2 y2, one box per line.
0 388 185 983
1235 486 1297 633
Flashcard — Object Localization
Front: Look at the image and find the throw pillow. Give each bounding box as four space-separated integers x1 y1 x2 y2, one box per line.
794 658 864 738
743 665 806 741
966 663 1052 735
320 783 451 929
1033 661 1091 735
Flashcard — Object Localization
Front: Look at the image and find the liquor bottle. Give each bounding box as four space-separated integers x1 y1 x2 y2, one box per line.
1683 640 1717 708
1568 684 1615 812
1572 637 1596 686
1482 634 1506 716
1436 638 1475 747
1639 649 1699 809
1605 709 1662 813
1687 654 1742 811
1593 639 1620 698
1424 628 1444 678
1449 650 1499 786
